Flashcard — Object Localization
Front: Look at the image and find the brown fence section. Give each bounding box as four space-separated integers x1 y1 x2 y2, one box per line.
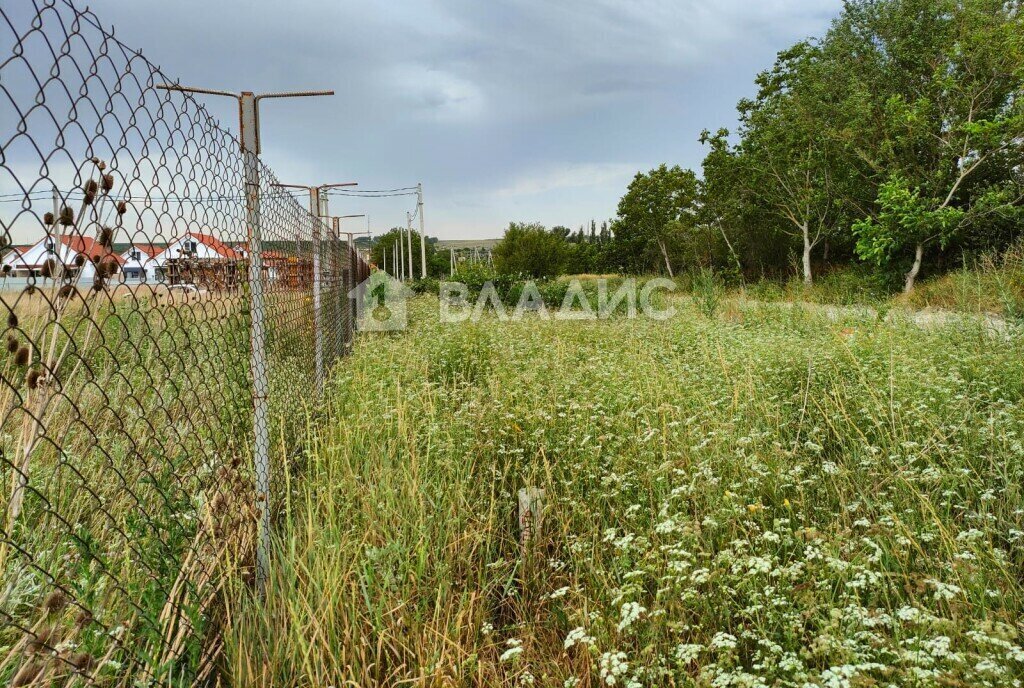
0 1 369 683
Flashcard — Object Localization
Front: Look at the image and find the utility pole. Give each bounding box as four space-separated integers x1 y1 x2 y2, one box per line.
450 247 454 277
398 237 404 281
156 83 333 594
406 211 414 280
417 183 426 279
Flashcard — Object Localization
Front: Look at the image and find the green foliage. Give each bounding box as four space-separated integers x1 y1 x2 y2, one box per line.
853 177 966 265
691 268 724 318
680 0 1024 289
492 222 570 278
370 227 439 278
611 164 699 275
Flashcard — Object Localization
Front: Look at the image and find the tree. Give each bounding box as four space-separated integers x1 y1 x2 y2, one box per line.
837 0 1024 291
699 128 754 275
370 228 438 278
613 164 699 276
492 222 570 278
731 40 863 285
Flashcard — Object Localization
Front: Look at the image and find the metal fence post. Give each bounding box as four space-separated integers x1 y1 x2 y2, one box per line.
239 91 271 592
348 236 357 347
333 218 345 355
308 188 323 390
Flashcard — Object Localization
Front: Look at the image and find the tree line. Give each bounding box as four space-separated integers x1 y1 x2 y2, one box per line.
493 0 1023 292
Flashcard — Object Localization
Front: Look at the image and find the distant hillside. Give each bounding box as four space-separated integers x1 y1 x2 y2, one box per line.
435 239 500 250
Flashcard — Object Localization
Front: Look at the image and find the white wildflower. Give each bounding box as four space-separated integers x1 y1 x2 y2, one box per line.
599 652 629 686
500 639 523 663
564 627 595 649
617 602 646 632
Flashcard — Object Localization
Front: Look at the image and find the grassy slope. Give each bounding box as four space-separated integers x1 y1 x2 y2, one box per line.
225 297 1024 687
738 243 1024 319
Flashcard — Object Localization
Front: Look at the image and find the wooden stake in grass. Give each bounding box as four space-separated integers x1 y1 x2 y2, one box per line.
517 487 545 547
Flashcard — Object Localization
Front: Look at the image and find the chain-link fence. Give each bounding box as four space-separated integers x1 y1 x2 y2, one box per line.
0 1 368 683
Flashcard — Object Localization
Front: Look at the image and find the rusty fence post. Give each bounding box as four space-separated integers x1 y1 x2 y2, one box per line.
238 92 272 591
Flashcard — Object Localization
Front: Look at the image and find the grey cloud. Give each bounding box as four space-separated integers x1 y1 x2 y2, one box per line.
22 0 841 237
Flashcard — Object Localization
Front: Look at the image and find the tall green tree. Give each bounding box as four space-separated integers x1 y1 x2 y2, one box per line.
612 164 699 276
837 0 1024 291
699 128 763 275
731 41 864 285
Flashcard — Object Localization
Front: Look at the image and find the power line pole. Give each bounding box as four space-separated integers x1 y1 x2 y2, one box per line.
398 236 405 281
418 183 426 279
156 83 333 594
406 211 414 280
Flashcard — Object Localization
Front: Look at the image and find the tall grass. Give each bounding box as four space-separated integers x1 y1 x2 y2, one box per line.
225 296 1024 687
902 242 1024 321
0 284 319 685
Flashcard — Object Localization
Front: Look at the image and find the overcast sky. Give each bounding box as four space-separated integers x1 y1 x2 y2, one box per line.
43 0 842 240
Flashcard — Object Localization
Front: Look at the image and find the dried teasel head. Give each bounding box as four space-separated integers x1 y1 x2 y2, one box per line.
99 227 114 249
99 259 119 279
27 369 42 390
2 264 11 275
40 259 56 278
43 211 55 225
25 626 52 653
69 652 95 672
7 312 18 328
101 173 114 193
73 254 86 267
74 609 93 628
15 346 29 367
117 200 128 215
83 179 98 205
92 280 105 293
58 285 76 299
59 206 74 226
6 335 18 353
42 589 67 613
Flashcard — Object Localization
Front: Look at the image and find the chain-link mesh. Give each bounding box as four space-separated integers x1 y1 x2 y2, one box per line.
0 1 366 683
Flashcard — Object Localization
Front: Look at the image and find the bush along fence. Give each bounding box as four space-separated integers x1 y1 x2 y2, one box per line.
0 1 369 683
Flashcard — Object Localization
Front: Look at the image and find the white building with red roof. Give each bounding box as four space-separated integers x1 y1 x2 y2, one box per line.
119 244 163 282
151 231 243 286
1 235 123 282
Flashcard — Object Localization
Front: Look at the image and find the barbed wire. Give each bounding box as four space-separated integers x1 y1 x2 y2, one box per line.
0 0 366 683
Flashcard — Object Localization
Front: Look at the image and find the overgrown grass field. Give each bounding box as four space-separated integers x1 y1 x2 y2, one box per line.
226 295 1024 687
